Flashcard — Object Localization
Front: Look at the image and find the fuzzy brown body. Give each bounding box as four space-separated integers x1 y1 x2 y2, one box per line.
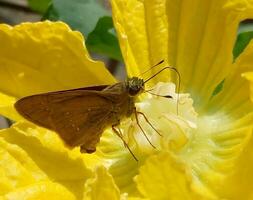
15 80 141 153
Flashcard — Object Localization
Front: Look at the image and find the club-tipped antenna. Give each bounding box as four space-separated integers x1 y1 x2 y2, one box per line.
144 66 181 115
139 60 164 76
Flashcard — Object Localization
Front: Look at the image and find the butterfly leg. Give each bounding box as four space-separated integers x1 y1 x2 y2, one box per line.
133 107 156 149
113 121 124 139
136 111 162 136
112 123 138 161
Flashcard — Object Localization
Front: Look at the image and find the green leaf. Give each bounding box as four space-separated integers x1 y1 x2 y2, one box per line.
211 79 225 98
45 0 109 36
42 4 59 21
233 23 253 60
27 0 51 13
86 17 122 61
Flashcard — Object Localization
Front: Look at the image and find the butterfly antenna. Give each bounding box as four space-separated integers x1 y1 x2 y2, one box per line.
144 67 181 115
139 60 164 76
145 90 173 99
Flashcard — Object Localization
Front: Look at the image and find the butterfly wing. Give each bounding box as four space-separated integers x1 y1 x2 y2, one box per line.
15 86 115 152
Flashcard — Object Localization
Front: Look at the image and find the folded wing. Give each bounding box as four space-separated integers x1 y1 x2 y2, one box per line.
15 88 114 152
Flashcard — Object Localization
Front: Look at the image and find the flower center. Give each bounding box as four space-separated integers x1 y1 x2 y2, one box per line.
124 82 198 154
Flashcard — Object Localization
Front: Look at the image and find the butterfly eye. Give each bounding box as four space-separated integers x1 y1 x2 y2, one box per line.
128 86 140 96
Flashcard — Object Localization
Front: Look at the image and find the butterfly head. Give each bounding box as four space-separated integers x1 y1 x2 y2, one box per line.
126 77 145 97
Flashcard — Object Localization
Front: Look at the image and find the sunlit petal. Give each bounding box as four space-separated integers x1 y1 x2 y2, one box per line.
135 152 202 200
2 181 76 200
0 21 115 120
111 0 253 109
83 166 120 200
0 122 95 199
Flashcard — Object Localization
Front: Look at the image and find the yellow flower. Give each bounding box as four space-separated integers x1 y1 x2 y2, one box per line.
1 0 253 199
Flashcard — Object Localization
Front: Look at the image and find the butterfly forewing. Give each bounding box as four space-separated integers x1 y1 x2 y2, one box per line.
15 86 116 152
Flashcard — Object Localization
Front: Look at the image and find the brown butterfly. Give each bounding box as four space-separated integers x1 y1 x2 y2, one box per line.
15 61 179 160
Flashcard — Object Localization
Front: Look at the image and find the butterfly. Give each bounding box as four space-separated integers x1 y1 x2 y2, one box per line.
15 61 179 161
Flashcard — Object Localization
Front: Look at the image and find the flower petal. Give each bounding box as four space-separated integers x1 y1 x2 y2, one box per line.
0 122 95 198
215 130 253 200
0 21 115 120
135 152 201 200
127 198 148 200
209 63 253 199
83 166 120 200
179 116 252 199
243 71 253 102
111 0 169 80
193 38 253 199
0 140 41 194
205 39 253 118
0 21 115 97
2 181 75 200
112 0 253 107
0 93 21 121
96 130 141 196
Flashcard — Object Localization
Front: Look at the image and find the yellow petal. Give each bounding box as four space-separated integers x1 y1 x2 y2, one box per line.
190 37 253 199
217 132 253 200
0 142 38 195
0 93 21 121
83 166 120 200
179 117 253 199
2 181 75 200
0 122 95 198
207 72 253 199
112 0 253 108
135 152 201 200
205 38 253 117
0 21 115 97
243 71 253 102
96 130 141 196
111 0 169 82
1 122 93 180
127 198 148 200
0 21 115 120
